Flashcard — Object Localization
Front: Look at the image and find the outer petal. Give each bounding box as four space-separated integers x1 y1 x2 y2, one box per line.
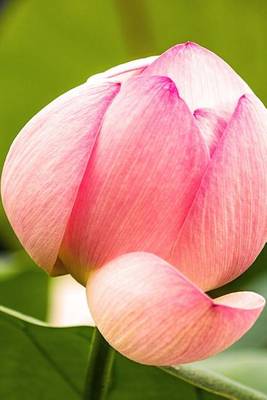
1 81 120 274
59 76 209 284
87 252 265 366
172 95 267 291
87 56 158 83
144 42 252 112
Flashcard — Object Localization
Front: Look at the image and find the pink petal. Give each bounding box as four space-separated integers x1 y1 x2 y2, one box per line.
172 94 267 291
59 76 209 284
1 81 120 274
194 108 228 155
87 252 265 366
144 42 252 112
87 56 158 84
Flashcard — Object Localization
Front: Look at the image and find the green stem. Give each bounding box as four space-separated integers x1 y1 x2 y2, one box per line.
83 328 115 400
161 366 267 400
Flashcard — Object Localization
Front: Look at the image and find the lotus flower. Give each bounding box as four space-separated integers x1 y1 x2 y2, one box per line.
1 42 267 366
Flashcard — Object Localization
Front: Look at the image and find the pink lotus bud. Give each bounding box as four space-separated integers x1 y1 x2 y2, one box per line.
1 42 266 365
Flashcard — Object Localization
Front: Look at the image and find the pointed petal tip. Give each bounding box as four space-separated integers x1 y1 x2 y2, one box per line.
168 41 204 53
125 74 179 97
156 76 179 96
144 41 252 111
235 93 253 110
236 92 267 112
162 41 223 62
184 40 198 47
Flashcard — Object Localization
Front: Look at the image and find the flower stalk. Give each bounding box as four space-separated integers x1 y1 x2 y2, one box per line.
83 328 115 400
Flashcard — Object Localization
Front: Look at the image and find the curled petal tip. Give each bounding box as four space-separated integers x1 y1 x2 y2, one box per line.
214 291 266 310
87 253 264 366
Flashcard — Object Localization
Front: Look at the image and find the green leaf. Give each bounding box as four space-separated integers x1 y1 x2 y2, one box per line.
195 350 267 395
162 363 267 400
0 252 49 320
0 307 91 399
1 306 266 400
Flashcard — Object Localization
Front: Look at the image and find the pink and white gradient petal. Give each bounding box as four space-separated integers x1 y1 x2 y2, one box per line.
87 56 158 83
1 81 120 274
172 94 267 291
59 75 209 284
87 252 265 366
144 42 252 112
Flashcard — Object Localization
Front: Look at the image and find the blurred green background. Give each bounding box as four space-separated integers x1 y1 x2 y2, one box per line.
0 1 266 399
0 0 266 314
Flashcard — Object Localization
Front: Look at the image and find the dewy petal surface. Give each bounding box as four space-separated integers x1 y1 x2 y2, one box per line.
144 42 252 112
172 95 267 291
87 252 265 366
1 81 120 274
60 75 209 284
